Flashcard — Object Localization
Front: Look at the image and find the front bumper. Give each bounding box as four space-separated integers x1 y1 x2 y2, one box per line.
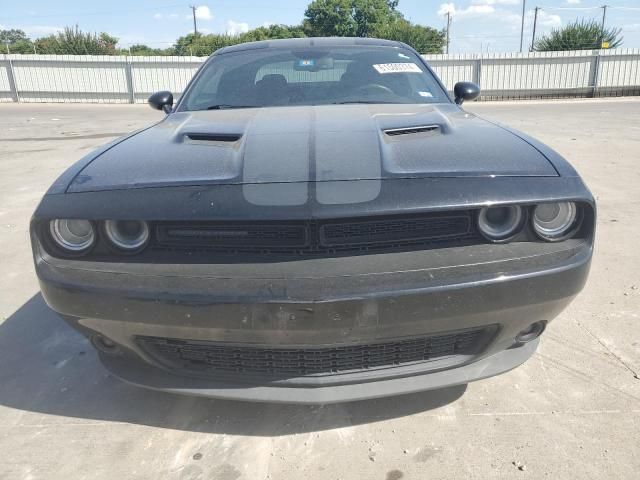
99 339 539 403
34 238 592 403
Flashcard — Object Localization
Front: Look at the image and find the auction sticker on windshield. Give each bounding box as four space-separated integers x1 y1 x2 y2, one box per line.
373 63 422 74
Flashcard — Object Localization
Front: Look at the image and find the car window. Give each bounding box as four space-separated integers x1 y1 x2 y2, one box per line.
179 45 449 110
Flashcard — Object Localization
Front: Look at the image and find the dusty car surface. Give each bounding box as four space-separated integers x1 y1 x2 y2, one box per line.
31 37 594 403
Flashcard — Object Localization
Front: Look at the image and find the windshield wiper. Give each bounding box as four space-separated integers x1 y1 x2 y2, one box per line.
205 104 260 110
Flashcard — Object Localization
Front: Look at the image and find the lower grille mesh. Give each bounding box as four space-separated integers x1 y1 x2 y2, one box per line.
136 327 492 378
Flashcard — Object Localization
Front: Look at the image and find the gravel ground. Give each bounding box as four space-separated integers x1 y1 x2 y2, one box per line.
0 99 639 480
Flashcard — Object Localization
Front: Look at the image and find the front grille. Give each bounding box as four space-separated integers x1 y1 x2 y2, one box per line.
157 222 308 248
136 327 493 379
320 215 471 246
152 211 481 260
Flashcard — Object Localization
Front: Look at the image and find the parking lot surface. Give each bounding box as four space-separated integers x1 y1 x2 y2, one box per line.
1 100 639 480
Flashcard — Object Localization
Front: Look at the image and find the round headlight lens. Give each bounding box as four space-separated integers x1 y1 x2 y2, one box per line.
49 219 95 252
104 220 149 251
478 205 524 242
532 202 578 241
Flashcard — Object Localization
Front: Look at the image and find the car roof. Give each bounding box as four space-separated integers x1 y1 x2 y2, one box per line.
214 37 408 56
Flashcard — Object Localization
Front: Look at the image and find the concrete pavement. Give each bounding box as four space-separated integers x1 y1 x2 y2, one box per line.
0 99 639 479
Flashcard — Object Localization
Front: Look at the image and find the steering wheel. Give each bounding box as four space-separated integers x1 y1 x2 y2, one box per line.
353 83 394 96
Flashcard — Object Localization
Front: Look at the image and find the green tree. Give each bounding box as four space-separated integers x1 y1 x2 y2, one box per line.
34 25 119 55
241 24 307 41
172 32 240 56
352 0 401 37
374 19 445 53
120 44 174 56
302 0 443 53
304 0 357 37
303 0 401 37
534 19 622 51
172 25 307 56
0 29 35 53
0 28 28 44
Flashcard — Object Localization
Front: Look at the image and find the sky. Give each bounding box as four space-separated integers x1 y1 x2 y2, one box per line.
2 0 640 53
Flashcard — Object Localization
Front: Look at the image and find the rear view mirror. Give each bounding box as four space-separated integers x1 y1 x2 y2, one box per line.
148 91 174 114
454 82 481 105
293 54 334 72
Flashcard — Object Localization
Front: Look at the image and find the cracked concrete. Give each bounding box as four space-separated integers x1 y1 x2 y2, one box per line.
0 100 639 479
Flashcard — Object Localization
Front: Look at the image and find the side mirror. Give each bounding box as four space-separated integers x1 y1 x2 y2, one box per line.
453 82 481 105
148 91 174 113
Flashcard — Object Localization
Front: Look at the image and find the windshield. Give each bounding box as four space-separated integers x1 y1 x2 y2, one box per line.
178 45 449 111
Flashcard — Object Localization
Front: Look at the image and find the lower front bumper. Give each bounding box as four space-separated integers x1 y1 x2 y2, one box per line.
99 339 539 404
34 239 591 402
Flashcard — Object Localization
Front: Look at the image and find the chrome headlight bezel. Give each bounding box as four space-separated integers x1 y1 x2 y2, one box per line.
48 219 96 254
477 205 526 243
103 220 150 252
532 201 581 242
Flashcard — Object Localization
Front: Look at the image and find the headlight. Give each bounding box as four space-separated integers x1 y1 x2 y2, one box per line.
532 202 578 241
49 219 95 252
477 205 524 242
104 220 150 251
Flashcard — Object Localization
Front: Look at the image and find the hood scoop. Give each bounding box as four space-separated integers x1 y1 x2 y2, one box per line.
185 133 242 142
384 125 441 137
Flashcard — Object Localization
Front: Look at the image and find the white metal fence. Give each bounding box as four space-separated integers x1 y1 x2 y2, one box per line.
1 49 639 103
424 48 640 100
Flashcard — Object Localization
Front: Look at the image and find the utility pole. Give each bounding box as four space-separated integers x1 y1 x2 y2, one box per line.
445 11 451 54
600 5 608 48
601 5 608 31
190 5 198 36
519 0 527 53
530 7 540 52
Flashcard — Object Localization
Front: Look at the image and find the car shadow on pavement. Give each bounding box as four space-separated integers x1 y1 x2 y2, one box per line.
0 294 466 436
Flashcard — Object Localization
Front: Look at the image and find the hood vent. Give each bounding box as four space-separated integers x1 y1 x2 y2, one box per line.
384 125 440 137
185 133 242 142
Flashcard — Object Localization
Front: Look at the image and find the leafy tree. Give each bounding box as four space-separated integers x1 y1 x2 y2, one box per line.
352 0 402 37
0 28 28 44
99 33 118 52
0 28 35 53
120 44 174 56
374 20 445 54
304 0 357 37
172 32 238 56
303 0 401 37
4 39 36 54
173 25 307 56
34 26 119 55
534 19 622 51
241 24 307 41
1 1 444 56
302 0 443 53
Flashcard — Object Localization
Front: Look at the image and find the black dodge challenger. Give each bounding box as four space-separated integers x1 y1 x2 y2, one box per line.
31 38 594 403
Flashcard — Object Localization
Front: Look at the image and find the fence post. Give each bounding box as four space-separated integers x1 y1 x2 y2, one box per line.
475 54 483 87
124 56 135 104
5 55 20 102
590 50 601 97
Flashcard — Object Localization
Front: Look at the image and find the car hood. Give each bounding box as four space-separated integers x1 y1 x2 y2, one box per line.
68 103 558 193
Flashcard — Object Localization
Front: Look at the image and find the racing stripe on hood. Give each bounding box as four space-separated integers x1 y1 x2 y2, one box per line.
315 106 382 205
242 108 311 206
